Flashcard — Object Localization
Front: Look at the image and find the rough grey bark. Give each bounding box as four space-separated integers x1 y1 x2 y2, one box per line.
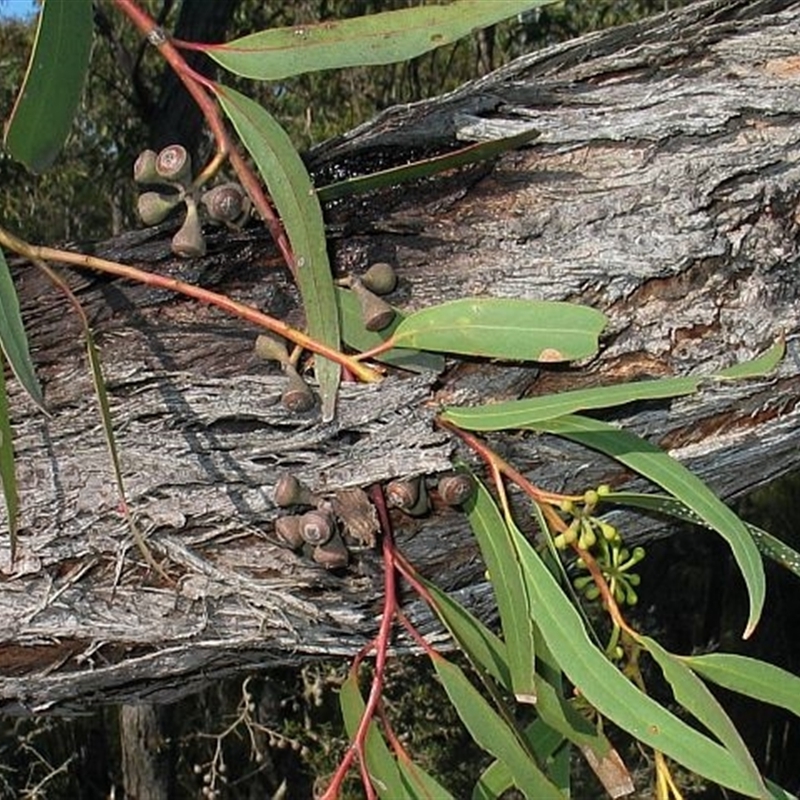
2 0 800 711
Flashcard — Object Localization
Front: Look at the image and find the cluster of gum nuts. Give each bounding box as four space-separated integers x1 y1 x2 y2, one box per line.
253 261 400 414
271 472 476 569
134 144 250 257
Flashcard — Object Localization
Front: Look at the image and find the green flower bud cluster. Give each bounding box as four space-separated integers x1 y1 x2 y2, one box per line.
552 484 616 550
134 145 250 259
574 541 646 607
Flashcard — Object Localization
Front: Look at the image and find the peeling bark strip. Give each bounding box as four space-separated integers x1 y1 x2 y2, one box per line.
3 0 800 710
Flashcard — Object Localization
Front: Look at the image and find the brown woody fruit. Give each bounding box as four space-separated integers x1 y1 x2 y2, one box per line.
133 149 160 184
155 144 192 185
312 533 349 569
437 474 476 506
349 277 395 332
137 191 180 225
361 262 397 295
273 474 318 508
254 332 291 367
171 198 206 258
299 509 334 545
274 515 304 549
281 365 315 413
201 182 250 225
386 477 429 516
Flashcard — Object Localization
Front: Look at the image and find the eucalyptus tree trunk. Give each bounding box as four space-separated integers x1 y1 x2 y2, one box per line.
3 0 800 711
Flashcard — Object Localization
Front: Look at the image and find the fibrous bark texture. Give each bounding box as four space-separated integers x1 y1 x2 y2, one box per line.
3 0 800 711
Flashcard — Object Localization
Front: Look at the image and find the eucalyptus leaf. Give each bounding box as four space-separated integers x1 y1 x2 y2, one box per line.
208 1 558 80
530 415 765 638
603 491 800 580
0 249 45 411
432 654 563 799
336 287 444 374
4 0 93 172
636 634 764 792
339 668 410 799
465 477 537 703
397 758 456 800
216 86 341 420
508 523 770 797
682 653 800 717
318 129 540 203
716 339 785 379
393 298 606 362
0 359 18 558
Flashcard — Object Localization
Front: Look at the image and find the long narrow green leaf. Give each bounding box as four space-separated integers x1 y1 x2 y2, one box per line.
432 654 563 800
318 129 540 203
442 376 701 431
465 477 537 703
0 249 45 411
215 85 341 420
4 0 93 172
207 1 557 80
336 287 444 374
397 758 456 800
419 575 512 691
0 357 18 558
393 298 606 362
474 720 567 800
530 415 765 638
339 668 410 799
508 523 769 797
637 635 764 791
603 491 800 580
682 653 800 717
442 340 784 430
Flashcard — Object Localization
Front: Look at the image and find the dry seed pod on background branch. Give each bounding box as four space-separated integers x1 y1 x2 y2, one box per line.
171 198 206 258
348 277 396 332
386 476 429 516
155 144 192 186
332 488 378 548
360 262 397 295
437 474 476 506
274 515 304 550
299 509 335 546
273 474 319 508
313 533 349 569
201 182 250 226
281 365 316 413
137 191 181 226
133 149 160 184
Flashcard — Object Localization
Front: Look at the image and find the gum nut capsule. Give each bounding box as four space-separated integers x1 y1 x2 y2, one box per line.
133 149 159 184
254 332 290 366
171 199 206 258
313 534 349 569
155 144 192 185
299 509 334 545
386 478 419 510
281 366 315 413
350 278 396 332
361 262 397 295
274 515 304 549
202 182 249 224
137 191 180 225
437 474 476 506
273 474 317 508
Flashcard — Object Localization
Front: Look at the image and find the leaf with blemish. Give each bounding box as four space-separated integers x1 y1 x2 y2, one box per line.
392 298 606 362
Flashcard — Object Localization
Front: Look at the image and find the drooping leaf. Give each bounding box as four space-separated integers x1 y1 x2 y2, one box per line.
392 298 606 362
4 0 93 172
419 575 512 691
318 129 540 203
0 357 18 558
442 341 785 430
603 491 800 580
465 477 537 703
397 757 456 800
216 85 341 420
716 339 784 379
474 720 567 800
682 653 800 718
431 654 563 799
507 523 770 797
335 287 444 374
442 375 700 431
0 249 44 411
530 414 765 638
339 668 410 799
637 635 764 792
207 1 558 80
